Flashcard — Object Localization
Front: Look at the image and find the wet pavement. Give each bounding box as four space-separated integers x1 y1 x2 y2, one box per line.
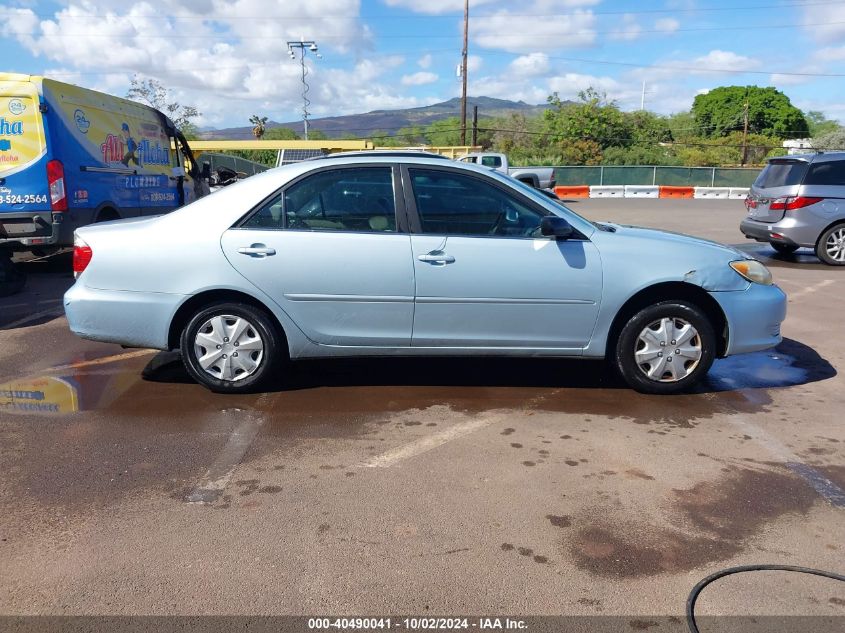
1 199 843 620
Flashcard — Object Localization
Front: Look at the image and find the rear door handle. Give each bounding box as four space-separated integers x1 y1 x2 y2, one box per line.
417 252 455 264
237 244 276 257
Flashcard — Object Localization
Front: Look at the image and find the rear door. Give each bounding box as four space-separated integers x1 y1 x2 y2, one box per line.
0 78 50 221
220 164 415 347
746 159 809 222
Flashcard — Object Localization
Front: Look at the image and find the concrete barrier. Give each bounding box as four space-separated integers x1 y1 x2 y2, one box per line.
659 186 694 198
729 187 750 199
554 185 590 198
624 185 659 198
589 185 625 198
694 187 731 199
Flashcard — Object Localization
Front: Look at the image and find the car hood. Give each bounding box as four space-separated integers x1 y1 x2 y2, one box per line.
601 222 752 259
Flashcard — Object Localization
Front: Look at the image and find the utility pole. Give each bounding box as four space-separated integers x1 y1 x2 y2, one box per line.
460 0 469 145
640 81 646 111
287 39 321 140
741 98 749 166
471 105 478 147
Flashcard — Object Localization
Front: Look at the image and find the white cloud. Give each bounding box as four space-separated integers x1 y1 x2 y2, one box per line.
401 71 439 86
630 50 762 82
654 18 680 33
814 45 845 63
508 53 550 77
803 2 845 43
382 0 597 16
473 7 596 52
467 54 484 73
610 14 641 42
418 53 433 69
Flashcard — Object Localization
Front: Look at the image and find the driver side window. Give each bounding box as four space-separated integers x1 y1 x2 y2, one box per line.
408 168 544 237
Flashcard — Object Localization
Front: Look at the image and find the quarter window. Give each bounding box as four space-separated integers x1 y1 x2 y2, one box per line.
408 168 545 237
804 161 845 186
283 167 396 232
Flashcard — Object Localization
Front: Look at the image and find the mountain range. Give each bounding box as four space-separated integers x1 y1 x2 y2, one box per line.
199 96 551 140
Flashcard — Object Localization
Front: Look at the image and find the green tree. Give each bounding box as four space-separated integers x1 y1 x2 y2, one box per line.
691 86 809 139
806 111 841 138
226 126 301 167
126 75 200 132
815 129 845 151
424 117 464 146
623 110 672 144
543 88 627 151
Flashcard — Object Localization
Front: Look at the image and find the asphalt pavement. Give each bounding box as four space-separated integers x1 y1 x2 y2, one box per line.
1 199 843 628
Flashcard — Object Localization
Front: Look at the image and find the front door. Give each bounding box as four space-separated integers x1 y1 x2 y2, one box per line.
405 166 602 350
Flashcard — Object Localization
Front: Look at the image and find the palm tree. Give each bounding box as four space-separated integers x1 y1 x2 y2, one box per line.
249 115 269 139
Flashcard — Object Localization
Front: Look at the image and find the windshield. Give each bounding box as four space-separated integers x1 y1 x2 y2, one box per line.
754 160 809 188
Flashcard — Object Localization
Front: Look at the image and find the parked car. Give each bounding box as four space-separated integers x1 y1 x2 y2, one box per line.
740 152 845 265
457 152 555 190
64 155 786 395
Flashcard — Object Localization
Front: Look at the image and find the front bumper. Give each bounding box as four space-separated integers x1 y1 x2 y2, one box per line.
64 282 185 350
712 282 787 356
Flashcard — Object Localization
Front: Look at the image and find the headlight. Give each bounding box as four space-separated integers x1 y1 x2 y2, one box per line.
730 260 773 285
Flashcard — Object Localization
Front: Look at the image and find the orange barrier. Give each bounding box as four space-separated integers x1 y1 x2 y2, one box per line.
554 185 590 198
659 186 695 198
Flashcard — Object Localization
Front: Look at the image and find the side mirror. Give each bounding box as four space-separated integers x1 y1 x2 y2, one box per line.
540 216 574 239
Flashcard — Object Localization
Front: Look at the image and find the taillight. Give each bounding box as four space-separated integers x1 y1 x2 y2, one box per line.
73 234 92 278
770 196 823 211
46 159 67 212
784 196 822 210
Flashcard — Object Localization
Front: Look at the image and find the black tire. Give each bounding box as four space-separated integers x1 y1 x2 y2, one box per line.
815 223 845 266
614 301 716 395
180 302 284 393
0 252 25 297
770 242 799 255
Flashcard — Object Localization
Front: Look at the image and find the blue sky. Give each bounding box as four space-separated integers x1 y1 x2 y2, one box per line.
1 0 843 130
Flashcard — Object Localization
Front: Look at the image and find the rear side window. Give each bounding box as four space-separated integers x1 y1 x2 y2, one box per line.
481 155 502 168
754 160 808 188
804 161 845 186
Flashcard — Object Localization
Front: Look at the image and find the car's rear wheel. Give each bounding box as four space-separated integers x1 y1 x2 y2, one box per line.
614 301 716 395
180 302 283 393
770 242 799 255
816 223 845 266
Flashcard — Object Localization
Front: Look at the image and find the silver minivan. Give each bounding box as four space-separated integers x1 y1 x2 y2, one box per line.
740 152 845 265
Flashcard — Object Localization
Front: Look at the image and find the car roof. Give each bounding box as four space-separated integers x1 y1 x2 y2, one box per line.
769 151 845 164
309 150 450 161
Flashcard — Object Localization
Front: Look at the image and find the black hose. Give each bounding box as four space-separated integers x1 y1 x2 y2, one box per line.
687 564 845 633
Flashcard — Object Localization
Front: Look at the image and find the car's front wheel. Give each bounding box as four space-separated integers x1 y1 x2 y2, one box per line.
816 223 845 266
614 301 716 394
180 302 283 393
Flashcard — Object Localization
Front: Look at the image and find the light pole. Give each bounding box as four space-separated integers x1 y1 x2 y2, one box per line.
287 39 321 140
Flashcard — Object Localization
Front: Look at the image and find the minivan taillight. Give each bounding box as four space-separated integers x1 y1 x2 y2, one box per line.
73 234 92 278
770 196 823 211
46 159 67 212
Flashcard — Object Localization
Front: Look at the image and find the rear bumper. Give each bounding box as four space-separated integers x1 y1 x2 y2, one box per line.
711 283 787 356
64 282 185 350
0 211 68 250
740 215 820 248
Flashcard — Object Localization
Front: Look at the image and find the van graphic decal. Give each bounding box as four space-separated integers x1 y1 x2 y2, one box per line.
9 99 25 116
74 109 90 133
0 118 24 136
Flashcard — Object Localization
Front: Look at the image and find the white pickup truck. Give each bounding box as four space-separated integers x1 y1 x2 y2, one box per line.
457 152 556 190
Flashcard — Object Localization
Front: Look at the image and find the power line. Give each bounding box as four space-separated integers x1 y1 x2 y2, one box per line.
8 0 842 21
7 20 845 39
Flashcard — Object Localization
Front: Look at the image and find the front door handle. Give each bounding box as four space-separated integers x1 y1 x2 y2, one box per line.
417 251 455 265
237 244 276 257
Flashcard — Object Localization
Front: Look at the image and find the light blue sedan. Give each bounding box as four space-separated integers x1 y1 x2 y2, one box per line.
64 153 786 394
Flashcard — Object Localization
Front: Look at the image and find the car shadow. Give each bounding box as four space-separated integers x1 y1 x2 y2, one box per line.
141 337 835 395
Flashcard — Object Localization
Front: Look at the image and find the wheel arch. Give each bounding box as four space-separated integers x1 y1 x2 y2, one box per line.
168 289 289 352
607 281 729 359
814 218 845 250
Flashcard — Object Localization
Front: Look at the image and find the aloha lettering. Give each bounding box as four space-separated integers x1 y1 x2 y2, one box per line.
0 117 24 136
